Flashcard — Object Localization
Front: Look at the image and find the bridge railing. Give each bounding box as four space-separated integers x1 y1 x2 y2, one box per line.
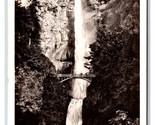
57 74 95 78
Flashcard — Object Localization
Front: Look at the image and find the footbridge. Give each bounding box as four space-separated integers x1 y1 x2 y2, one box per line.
57 74 95 83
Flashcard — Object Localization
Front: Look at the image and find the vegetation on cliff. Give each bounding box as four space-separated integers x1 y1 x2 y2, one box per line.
15 1 70 125
83 26 139 125
83 0 140 124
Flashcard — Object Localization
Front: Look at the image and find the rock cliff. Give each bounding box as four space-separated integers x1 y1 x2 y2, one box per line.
35 0 74 71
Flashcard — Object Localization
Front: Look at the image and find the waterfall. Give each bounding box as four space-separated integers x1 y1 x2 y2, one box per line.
66 0 96 125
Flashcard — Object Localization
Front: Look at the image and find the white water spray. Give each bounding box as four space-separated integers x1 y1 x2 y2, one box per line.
66 0 96 125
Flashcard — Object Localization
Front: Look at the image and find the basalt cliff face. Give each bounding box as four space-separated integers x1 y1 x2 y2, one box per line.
35 0 74 71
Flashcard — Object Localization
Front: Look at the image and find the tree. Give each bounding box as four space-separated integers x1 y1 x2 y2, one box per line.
83 25 139 125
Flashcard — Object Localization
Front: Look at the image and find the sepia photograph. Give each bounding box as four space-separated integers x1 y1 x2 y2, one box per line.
15 0 141 125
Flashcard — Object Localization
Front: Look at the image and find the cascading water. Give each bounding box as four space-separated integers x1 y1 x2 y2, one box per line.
66 0 96 125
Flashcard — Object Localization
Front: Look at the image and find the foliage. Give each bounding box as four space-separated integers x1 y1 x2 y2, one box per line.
41 73 70 125
15 1 69 125
83 25 139 125
109 110 139 125
15 65 44 113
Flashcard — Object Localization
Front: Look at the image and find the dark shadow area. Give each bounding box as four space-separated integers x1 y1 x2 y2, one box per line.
83 26 139 125
82 0 140 124
41 73 70 125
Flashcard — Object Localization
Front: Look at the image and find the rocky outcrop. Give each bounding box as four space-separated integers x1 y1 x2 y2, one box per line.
35 0 74 71
88 0 139 33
